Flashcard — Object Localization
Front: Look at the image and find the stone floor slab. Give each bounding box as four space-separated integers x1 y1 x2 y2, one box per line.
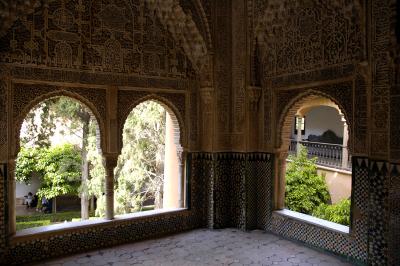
35 229 354 266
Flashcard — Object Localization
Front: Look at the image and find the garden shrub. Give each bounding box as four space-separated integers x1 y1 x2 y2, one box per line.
285 145 330 214
312 199 351 226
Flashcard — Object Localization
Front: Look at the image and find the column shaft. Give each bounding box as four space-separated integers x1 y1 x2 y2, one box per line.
342 121 349 169
8 160 16 236
296 116 303 155
104 156 117 220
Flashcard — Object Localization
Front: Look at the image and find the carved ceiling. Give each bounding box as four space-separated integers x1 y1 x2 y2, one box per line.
179 0 212 50
0 0 211 83
146 0 211 85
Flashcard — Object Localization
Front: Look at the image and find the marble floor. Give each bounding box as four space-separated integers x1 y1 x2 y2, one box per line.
35 229 353 266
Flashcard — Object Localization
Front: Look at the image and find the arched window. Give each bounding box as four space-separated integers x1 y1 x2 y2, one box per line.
15 96 105 231
278 95 352 230
115 100 184 216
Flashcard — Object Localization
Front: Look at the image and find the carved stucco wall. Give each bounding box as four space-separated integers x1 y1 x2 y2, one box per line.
0 0 206 264
254 0 365 154
0 0 399 265
0 0 207 155
0 0 196 79
0 78 8 162
255 0 364 78
252 0 397 264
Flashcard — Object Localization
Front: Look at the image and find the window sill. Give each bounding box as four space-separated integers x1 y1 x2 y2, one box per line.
12 208 187 242
316 164 352 175
273 209 349 234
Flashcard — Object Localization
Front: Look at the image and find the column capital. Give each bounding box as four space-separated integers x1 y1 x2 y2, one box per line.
103 153 119 169
176 145 184 163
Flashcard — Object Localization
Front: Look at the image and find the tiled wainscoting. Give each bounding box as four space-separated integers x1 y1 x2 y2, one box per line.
0 155 397 265
195 153 394 265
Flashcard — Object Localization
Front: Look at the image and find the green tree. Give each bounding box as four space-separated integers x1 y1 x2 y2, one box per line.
114 101 166 214
50 97 94 219
20 100 57 148
285 145 330 214
19 96 104 219
86 122 106 217
16 147 44 184
16 144 82 213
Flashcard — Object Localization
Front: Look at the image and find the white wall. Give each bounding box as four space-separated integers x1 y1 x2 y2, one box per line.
16 174 41 198
291 106 343 140
317 166 352 204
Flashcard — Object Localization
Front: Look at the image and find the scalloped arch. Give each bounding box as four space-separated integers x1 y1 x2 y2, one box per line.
14 90 106 156
118 94 185 155
277 90 352 154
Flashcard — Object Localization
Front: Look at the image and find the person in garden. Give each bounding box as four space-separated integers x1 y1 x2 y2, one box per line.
26 192 33 208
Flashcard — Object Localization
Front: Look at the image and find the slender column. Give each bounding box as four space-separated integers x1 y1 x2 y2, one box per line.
341 115 349 169
177 147 184 208
8 159 16 236
296 115 304 155
103 155 117 220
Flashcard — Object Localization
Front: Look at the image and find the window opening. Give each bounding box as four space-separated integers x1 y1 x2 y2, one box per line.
114 100 184 216
16 96 105 231
285 104 352 227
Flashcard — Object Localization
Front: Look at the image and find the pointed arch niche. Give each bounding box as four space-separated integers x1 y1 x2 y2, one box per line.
274 92 353 233
115 98 185 218
11 94 106 236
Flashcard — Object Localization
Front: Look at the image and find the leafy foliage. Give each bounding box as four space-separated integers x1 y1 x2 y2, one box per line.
36 144 82 199
285 145 330 214
15 147 44 184
312 199 351 226
114 101 166 214
86 122 106 217
20 100 57 148
16 144 82 199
